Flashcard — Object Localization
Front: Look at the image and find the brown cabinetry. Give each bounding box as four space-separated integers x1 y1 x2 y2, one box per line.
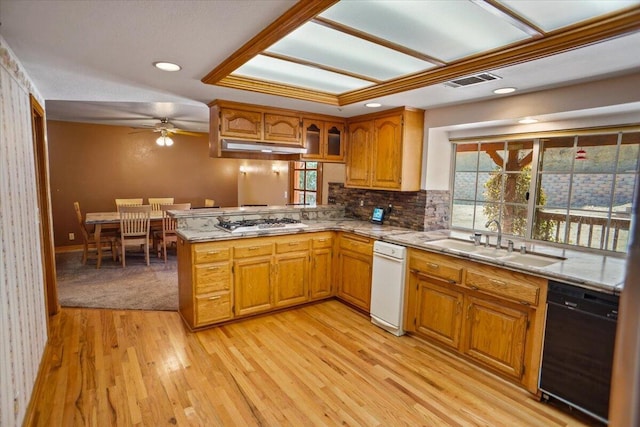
178 239 234 328
179 232 337 330
273 237 310 308
346 107 424 191
233 240 274 317
310 233 333 300
462 296 528 378
301 118 346 162
405 248 547 393
336 233 373 311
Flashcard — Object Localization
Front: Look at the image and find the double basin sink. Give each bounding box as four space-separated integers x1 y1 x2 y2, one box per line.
424 238 565 268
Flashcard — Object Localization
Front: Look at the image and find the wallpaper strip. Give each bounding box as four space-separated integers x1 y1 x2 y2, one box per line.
0 36 47 426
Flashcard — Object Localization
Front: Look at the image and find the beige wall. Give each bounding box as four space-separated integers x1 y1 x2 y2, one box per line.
237 160 289 206
0 35 48 427
422 72 640 190
47 121 239 247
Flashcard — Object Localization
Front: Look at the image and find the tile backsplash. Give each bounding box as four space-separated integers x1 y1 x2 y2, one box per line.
328 183 449 231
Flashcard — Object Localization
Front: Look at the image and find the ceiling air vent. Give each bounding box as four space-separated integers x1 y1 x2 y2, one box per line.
444 72 501 88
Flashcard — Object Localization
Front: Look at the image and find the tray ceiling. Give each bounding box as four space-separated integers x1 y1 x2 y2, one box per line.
203 0 640 106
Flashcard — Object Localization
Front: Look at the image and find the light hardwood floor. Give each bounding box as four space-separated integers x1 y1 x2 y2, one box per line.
28 300 594 426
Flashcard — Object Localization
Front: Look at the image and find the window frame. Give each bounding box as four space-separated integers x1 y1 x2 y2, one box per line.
449 127 640 255
288 161 323 206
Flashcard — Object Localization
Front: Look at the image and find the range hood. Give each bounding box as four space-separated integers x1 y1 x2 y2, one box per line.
221 139 307 155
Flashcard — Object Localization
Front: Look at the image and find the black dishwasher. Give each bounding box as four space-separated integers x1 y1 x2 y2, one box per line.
539 281 619 424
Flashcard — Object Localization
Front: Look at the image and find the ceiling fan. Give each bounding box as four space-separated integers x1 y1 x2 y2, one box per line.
132 118 204 146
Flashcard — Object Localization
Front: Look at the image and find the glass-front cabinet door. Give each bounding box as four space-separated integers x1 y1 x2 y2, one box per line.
324 122 345 162
302 118 345 162
302 119 323 160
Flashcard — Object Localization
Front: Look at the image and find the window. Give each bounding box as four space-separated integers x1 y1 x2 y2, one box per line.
451 130 640 253
289 161 322 205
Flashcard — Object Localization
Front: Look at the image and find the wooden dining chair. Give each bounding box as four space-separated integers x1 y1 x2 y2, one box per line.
153 203 191 262
148 197 174 211
116 205 152 267
73 201 117 268
115 198 143 211
204 198 215 207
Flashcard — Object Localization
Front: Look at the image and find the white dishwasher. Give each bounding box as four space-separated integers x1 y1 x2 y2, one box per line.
370 241 407 336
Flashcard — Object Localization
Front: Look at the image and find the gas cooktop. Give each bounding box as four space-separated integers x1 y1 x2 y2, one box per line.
215 217 308 233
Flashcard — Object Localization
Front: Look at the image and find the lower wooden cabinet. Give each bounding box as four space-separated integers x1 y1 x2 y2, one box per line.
234 255 273 316
463 295 528 379
179 232 337 330
274 251 309 308
414 274 464 349
405 248 547 394
310 233 333 300
336 233 373 311
178 239 234 328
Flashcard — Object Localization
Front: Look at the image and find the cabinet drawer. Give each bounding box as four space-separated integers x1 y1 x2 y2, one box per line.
276 238 310 254
195 263 231 294
410 254 463 284
312 236 333 249
234 242 273 258
193 243 231 264
195 292 232 326
340 236 372 255
465 268 542 306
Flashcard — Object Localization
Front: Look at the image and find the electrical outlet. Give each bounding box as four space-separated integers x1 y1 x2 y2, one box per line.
359 200 364 207
284 191 288 199
68 232 75 241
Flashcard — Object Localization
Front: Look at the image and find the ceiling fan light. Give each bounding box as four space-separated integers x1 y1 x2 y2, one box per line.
156 136 166 146
164 137 174 146
153 61 181 72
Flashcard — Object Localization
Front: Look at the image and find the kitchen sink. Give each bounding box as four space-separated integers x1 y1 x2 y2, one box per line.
499 253 563 268
423 238 564 267
423 238 478 252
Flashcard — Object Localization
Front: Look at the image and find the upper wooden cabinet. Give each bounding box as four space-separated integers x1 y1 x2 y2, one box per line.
301 118 346 163
346 107 424 191
218 105 301 146
209 100 346 161
220 108 263 140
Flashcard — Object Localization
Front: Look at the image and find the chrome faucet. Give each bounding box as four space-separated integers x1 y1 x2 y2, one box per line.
485 219 502 249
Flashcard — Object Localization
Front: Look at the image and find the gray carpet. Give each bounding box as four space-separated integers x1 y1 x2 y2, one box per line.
56 250 178 311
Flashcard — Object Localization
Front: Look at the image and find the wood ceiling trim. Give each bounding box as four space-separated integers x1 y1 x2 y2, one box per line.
311 16 446 66
261 51 382 84
216 75 340 105
201 0 339 85
338 6 640 106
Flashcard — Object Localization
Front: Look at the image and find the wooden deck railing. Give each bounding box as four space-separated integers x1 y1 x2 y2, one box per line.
537 210 631 252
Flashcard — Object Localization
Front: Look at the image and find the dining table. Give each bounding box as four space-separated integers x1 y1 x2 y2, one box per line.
85 211 165 268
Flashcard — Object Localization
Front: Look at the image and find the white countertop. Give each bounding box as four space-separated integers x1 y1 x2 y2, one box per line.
176 218 626 295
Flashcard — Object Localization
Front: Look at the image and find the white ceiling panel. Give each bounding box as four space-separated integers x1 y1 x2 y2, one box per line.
318 0 531 62
497 0 640 32
266 22 435 81
233 55 374 93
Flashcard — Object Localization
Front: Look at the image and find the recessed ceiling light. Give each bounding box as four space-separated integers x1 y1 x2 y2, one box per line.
493 87 516 94
365 103 382 108
153 61 181 72
518 118 539 124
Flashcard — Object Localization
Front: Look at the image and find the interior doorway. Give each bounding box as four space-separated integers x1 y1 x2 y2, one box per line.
30 95 59 319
